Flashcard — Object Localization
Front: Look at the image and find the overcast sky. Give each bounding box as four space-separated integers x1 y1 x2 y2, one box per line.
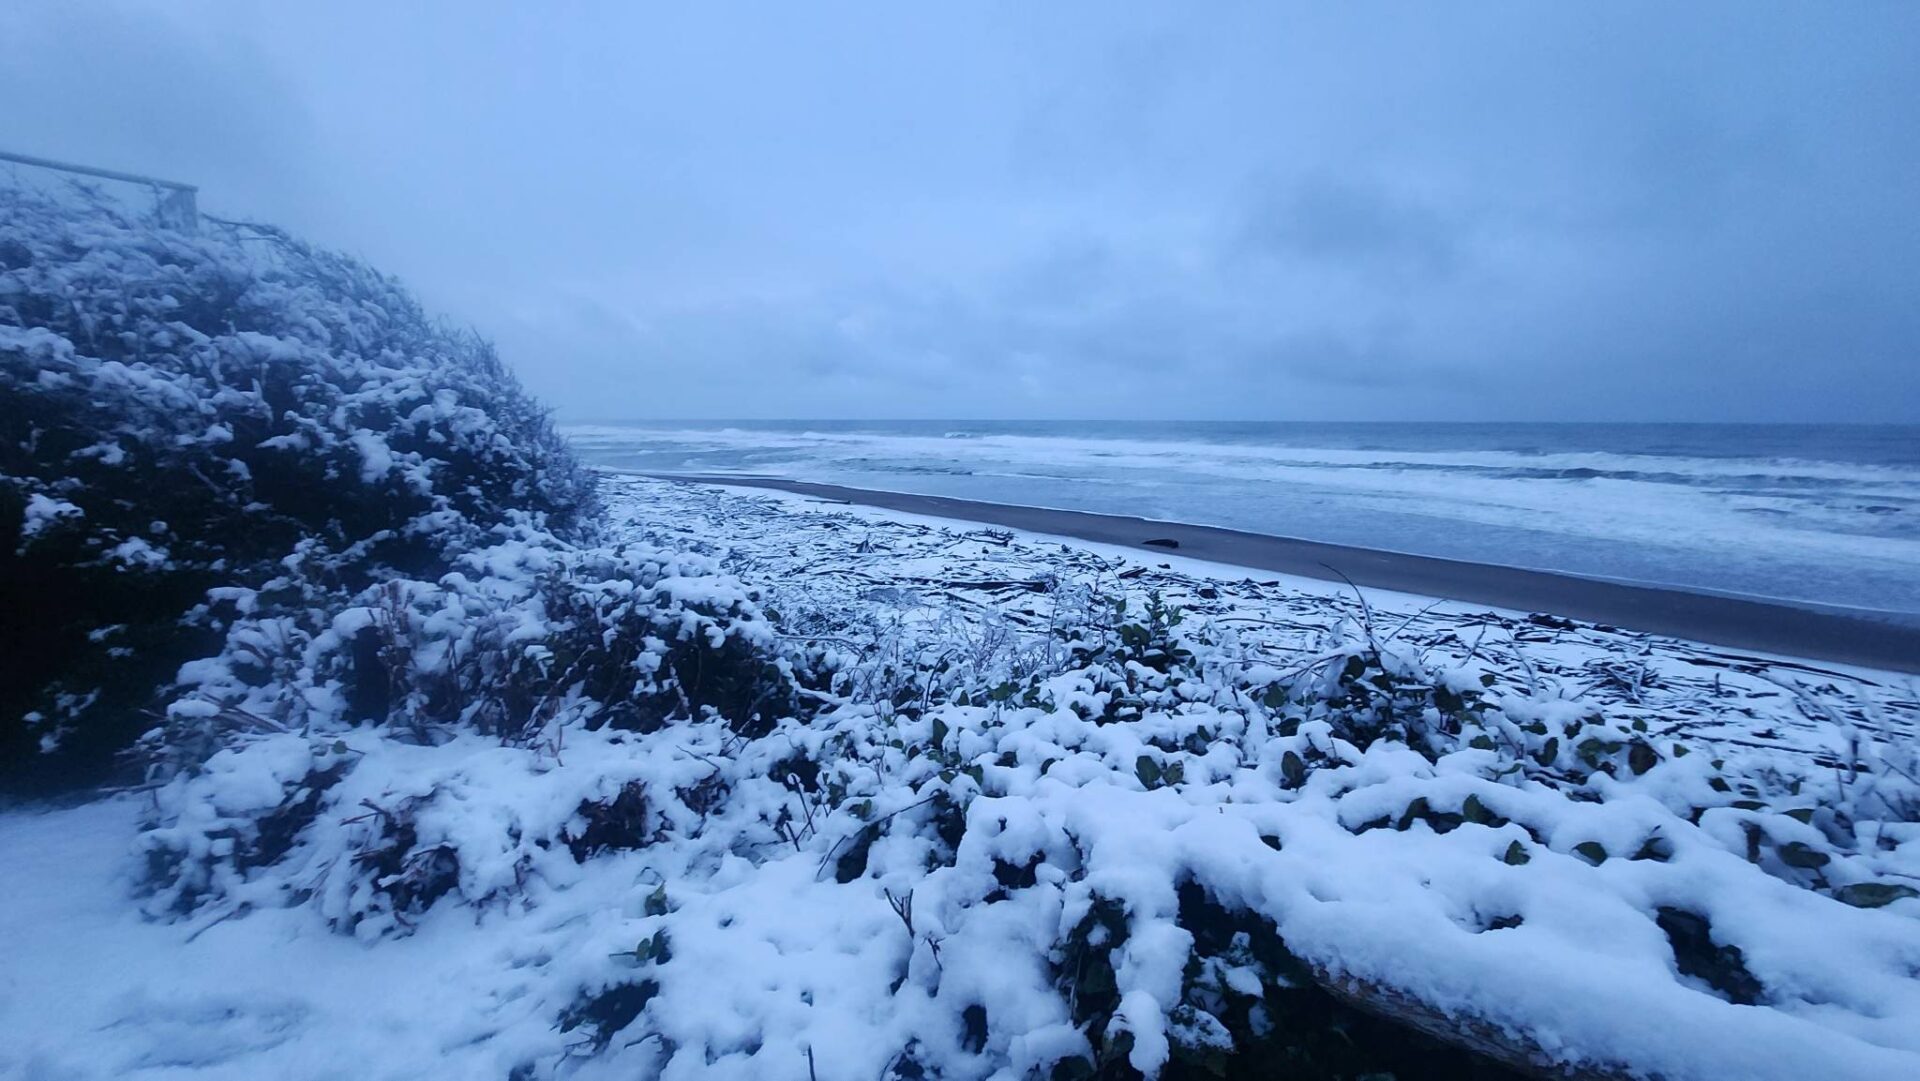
4 2 1917 421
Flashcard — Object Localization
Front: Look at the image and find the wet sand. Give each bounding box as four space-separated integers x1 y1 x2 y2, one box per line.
643 473 1920 675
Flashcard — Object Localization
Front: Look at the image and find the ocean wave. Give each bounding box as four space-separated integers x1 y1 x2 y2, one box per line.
558 422 1920 613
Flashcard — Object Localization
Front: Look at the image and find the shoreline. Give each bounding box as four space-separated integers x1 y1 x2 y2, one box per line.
640 472 1920 674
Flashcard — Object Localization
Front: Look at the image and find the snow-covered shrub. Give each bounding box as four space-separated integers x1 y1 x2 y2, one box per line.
113 492 1920 1080
510 571 1920 1080
0 187 801 945
0 181 594 791
135 651 814 939
134 729 663 933
150 531 789 766
135 524 797 928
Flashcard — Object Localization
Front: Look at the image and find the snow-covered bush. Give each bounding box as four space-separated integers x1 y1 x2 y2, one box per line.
136 729 680 935
135 554 794 931
567 608 1919 1080
147 531 790 770
1 181 595 790
129 536 1920 1078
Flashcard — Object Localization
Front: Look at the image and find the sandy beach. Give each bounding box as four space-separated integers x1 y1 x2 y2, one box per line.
647 473 1920 674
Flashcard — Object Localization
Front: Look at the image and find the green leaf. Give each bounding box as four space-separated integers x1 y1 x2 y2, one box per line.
1576 738 1623 769
1502 840 1531 866
1777 841 1831 869
1135 755 1162 788
1834 882 1920 909
1280 751 1307 790
632 930 670 963
1462 794 1496 825
1573 841 1608 865
1628 741 1658 776
1631 836 1673 862
1396 797 1431 832
931 718 949 748
644 884 669 917
1077 961 1116 996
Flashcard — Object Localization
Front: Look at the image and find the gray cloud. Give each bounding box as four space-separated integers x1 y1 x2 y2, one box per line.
4 1 1917 421
1234 176 1460 280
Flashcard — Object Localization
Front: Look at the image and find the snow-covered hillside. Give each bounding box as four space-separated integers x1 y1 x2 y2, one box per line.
1 180 594 790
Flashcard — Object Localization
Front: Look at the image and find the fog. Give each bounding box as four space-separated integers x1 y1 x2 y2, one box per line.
5 1 1916 420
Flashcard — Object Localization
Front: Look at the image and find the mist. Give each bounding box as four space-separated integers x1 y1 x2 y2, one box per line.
5 1 1916 421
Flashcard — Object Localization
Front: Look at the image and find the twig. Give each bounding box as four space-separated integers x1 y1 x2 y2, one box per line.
1318 563 1377 649
814 793 940 880
884 888 914 936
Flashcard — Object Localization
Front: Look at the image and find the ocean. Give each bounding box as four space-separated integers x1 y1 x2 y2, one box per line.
563 421 1920 619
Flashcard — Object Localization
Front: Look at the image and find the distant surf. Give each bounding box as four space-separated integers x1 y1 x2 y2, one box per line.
562 420 1920 618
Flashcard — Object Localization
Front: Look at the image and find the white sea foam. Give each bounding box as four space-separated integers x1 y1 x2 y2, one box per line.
563 422 1920 614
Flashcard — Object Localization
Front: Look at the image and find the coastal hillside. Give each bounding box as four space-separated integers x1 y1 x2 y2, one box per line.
0 183 595 791
5 192 1920 1081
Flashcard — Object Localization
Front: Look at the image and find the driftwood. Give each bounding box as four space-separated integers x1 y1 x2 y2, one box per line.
901 576 1053 593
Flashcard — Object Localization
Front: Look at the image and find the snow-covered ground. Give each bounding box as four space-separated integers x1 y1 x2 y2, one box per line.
4 475 1918 1081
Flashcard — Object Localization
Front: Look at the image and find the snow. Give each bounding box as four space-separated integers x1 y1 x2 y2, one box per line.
20 492 83 538
107 536 170 568
1 798 571 1080
2 475 1918 1080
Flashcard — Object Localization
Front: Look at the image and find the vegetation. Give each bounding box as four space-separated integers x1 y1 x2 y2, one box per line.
1 183 594 791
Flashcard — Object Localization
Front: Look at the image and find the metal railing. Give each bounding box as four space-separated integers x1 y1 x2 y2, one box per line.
0 148 198 231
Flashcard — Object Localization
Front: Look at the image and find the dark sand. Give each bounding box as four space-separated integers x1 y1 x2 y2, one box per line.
644 473 1920 675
